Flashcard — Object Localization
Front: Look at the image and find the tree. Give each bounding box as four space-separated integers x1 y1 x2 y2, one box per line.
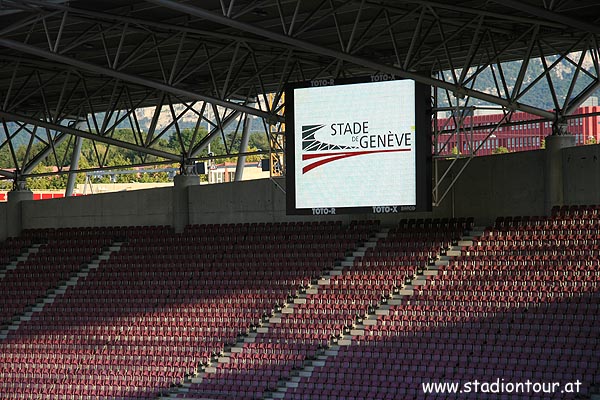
492 146 510 154
586 136 597 145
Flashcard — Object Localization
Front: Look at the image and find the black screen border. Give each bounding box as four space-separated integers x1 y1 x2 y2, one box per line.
285 75 432 215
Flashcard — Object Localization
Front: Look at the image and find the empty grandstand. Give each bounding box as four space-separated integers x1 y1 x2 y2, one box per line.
1 212 599 398
2 1 600 399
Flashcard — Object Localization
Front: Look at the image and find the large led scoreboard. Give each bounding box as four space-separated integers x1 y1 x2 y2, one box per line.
285 75 432 215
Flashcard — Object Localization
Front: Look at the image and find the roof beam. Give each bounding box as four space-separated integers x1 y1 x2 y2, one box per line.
0 110 182 162
487 0 600 34
0 169 16 179
145 0 556 120
0 38 283 123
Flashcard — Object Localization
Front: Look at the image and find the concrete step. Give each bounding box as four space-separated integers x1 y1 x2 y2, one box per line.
375 307 390 316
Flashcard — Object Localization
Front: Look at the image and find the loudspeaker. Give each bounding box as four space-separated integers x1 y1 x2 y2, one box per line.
261 159 270 172
194 161 206 175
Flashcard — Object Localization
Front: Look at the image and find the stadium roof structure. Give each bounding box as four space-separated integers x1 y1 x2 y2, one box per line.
0 0 599 195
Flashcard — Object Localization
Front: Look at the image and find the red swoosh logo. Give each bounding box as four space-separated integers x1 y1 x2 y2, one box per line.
302 148 411 173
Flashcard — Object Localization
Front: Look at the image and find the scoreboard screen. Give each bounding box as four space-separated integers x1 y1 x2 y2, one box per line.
285 75 431 215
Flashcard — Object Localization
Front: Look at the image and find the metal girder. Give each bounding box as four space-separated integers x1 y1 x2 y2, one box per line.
1 0 599 190
190 109 243 157
0 169 15 179
487 0 600 35
0 38 283 123
564 79 600 116
22 131 69 174
0 110 181 162
145 0 556 120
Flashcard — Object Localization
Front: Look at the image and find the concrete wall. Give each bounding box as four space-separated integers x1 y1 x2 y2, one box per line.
21 187 173 230
189 178 286 225
0 202 7 240
188 178 364 225
563 144 600 206
437 149 546 225
3 143 600 242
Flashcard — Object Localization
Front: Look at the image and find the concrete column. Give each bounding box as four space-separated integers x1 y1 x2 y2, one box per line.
172 174 199 233
6 186 34 238
544 134 576 215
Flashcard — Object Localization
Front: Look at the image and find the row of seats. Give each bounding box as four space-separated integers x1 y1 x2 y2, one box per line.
180 220 464 399
284 214 599 400
1 221 379 399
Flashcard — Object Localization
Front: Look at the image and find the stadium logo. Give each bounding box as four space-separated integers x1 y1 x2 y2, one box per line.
300 123 412 174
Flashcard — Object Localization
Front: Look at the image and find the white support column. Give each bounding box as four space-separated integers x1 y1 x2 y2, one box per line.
235 110 253 182
65 135 83 197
